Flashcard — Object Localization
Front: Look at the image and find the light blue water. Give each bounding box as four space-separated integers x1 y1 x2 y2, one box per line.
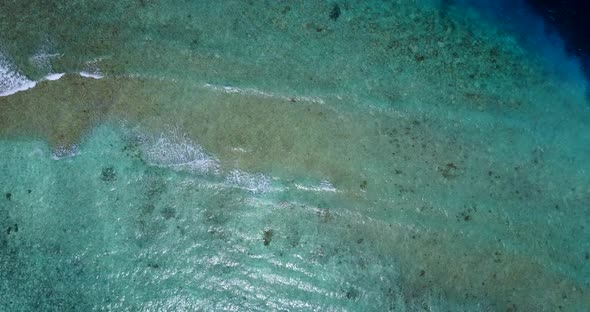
1 1 589 311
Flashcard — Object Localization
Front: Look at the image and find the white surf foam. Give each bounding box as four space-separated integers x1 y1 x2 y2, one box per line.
80 57 107 80
203 83 325 104
51 144 81 160
29 52 61 72
1 48 69 97
80 71 104 79
0 52 37 97
294 180 338 193
44 73 65 81
143 129 220 174
224 170 271 194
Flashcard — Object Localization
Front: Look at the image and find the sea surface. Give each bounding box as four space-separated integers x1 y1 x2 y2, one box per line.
1 1 589 311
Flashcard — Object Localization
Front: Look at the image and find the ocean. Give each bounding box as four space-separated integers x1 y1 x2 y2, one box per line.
1 1 589 311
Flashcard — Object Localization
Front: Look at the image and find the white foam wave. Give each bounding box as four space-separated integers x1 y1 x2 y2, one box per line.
29 52 61 72
80 57 107 79
203 83 324 104
225 170 271 194
294 180 338 193
230 147 249 153
80 71 104 79
143 130 219 174
137 128 278 194
0 80 36 97
44 73 65 81
0 52 37 97
51 144 80 160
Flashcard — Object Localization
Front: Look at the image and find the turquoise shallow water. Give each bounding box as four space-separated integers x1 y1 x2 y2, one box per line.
1 1 590 311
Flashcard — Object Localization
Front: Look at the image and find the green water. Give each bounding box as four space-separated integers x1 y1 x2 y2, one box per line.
1 1 589 311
